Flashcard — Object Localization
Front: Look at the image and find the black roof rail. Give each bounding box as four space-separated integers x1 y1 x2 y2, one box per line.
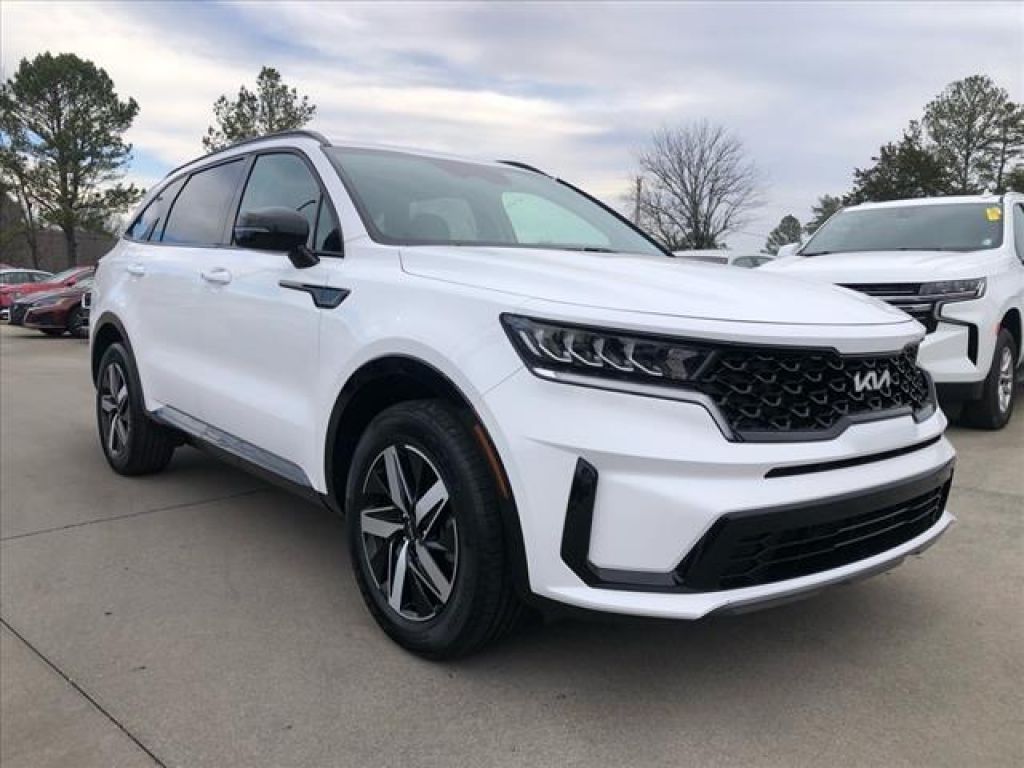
498 160 551 177
164 130 332 178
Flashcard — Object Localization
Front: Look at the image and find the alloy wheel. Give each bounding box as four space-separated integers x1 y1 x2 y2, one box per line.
997 346 1014 414
99 362 131 459
358 444 457 622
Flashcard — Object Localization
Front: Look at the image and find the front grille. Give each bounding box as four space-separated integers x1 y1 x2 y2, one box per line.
694 345 932 440
679 470 952 591
841 283 938 333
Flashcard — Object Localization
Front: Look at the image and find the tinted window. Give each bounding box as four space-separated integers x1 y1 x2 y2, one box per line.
502 192 610 248
314 198 342 253
325 148 662 256
162 159 245 246
125 177 185 241
803 203 1004 255
235 154 321 248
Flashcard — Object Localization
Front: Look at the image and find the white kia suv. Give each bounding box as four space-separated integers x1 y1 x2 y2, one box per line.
766 195 1024 429
90 132 956 657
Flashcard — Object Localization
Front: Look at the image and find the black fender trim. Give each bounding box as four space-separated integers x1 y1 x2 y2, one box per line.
323 355 533 599
91 311 135 384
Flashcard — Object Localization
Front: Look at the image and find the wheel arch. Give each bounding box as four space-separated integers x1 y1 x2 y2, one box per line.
324 354 531 595
91 312 133 384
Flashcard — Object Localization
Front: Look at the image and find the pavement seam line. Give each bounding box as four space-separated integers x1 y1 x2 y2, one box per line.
1 618 169 768
0 487 268 543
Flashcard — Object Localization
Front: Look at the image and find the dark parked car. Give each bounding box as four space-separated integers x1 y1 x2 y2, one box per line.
20 278 93 338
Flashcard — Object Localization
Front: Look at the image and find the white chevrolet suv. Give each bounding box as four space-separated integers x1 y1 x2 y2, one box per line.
767 195 1024 429
91 131 955 657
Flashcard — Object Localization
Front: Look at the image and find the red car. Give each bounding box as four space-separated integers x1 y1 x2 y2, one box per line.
0 266 92 317
21 277 94 338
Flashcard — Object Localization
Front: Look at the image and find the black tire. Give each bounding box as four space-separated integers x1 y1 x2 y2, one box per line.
68 306 89 339
345 399 521 659
962 328 1017 430
41 328 64 337
96 343 176 475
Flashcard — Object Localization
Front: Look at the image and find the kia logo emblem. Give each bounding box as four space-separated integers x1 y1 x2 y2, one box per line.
854 369 892 393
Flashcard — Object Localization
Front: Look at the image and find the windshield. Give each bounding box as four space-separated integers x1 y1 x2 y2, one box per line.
48 267 85 283
802 202 1004 255
325 148 664 256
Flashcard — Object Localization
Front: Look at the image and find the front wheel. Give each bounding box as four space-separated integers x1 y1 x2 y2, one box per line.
68 306 89 339
962 328 1017 429
345 400 521 659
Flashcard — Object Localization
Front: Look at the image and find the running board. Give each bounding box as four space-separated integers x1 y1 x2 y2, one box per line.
150 406 313 490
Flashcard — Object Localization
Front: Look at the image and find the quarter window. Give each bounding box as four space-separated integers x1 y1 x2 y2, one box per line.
314 199 342 253
161 159 246 246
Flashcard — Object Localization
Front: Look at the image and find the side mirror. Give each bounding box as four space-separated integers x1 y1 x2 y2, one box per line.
776 242 801 259
234 207 319 268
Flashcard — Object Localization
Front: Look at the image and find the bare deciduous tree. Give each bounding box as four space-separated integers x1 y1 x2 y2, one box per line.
632 122 762 250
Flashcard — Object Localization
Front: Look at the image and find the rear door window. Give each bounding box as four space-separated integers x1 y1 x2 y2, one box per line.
161 159 246 246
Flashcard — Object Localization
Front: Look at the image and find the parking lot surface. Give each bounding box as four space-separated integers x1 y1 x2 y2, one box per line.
1 323 1021 768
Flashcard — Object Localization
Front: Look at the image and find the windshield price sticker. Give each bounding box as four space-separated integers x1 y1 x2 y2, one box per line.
986 207 1002 221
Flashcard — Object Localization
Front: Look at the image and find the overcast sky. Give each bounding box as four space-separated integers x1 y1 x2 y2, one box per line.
2 1 1021 250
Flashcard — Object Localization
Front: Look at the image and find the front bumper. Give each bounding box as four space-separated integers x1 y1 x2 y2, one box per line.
23 306 67 330
483 367 955 619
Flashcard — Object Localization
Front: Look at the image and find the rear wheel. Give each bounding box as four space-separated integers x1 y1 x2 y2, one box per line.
962 328 1017 429
96 343 176 475
345 400 520 659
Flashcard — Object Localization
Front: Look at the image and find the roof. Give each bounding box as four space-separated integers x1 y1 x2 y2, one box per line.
849 194 1014 211
165 130 533 181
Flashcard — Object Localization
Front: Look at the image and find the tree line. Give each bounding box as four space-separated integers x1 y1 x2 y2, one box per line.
1 55 315 267
2 52 1020 267
762 75 1023 254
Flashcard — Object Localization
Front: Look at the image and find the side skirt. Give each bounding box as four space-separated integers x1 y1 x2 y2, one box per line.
150 406 325 506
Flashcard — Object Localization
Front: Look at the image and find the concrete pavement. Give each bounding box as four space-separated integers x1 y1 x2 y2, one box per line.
1 324 1021 767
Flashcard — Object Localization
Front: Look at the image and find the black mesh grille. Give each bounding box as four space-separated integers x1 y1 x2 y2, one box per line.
694 345 931 439
840 284 938 334
680 474 951 591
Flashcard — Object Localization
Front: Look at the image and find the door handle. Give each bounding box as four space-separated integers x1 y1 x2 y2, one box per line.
200 268 232 285
126 263 146 277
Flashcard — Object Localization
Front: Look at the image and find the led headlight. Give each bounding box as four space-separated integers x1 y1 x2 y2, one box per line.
501 314 711 392
919 278 986 302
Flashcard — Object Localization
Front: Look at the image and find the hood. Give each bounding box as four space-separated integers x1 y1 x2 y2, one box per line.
764 248 1007 284
399 246 909 326
21 286 84 304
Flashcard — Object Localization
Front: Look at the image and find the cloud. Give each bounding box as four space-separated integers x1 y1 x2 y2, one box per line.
2 0 1020 250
